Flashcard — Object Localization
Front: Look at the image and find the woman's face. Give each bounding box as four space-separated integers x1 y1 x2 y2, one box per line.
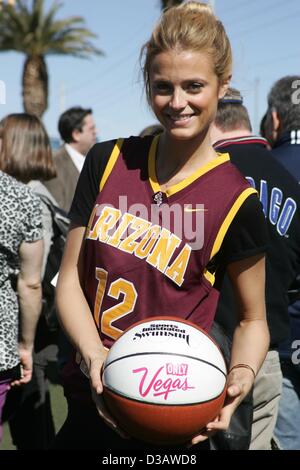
149 49 228 142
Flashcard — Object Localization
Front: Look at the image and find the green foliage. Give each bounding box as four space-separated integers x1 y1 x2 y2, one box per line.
0 0 103 58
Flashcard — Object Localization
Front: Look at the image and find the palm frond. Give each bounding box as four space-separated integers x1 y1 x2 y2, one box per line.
0 0 104 117
43 1 63 32
0 0 103 56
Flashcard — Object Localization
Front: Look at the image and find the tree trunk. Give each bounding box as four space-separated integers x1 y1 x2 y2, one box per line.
22 55 48 118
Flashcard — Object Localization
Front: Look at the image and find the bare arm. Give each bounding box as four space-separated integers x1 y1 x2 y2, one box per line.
15 239 44 384
229 254 269 374
56 224 126 436
55 224 107 392
192 254 269 444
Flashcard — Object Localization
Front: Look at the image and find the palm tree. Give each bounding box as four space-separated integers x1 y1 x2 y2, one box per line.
160 0 183 10
0 0 103 118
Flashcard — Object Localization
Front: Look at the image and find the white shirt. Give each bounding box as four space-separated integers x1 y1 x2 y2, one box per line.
65 143 85 173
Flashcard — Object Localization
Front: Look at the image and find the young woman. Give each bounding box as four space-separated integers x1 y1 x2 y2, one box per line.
54 2 269 449
0 125 44 442
0 113 59 449
0 114 57 277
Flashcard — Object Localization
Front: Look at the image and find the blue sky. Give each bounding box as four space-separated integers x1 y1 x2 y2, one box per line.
0 0 300 141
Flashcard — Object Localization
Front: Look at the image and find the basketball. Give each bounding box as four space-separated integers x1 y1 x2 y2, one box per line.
102 317 227 445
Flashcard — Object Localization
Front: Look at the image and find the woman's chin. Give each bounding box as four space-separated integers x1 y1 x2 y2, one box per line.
165 128 199 142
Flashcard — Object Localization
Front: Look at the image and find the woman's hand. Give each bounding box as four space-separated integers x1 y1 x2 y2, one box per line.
187 254 269 446
10 346 33 387
189 366 255 445
86 352 129 439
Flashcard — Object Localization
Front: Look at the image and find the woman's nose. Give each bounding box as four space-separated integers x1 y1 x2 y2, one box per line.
169 88 187 110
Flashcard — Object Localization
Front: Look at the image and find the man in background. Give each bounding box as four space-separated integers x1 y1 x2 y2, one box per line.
265 75 300 181
210 88 300 449
45 106 97 213
263 76 300 450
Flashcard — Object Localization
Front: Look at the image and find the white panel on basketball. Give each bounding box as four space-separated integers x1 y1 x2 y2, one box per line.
102 318 227 405
105 319 226 370
103 353 226 405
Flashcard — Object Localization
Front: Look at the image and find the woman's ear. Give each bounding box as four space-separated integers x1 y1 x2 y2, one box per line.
218 76 231 100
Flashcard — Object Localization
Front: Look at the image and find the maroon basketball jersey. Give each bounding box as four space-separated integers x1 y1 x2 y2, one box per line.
82 136 256 350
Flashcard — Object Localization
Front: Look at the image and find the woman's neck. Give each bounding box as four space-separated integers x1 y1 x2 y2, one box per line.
156 131 217 185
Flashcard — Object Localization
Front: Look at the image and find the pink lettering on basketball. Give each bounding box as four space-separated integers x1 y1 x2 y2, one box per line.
166 363 188 376
133 365 195 401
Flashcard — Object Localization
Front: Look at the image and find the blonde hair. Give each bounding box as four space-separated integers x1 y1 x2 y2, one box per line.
141 1 232 102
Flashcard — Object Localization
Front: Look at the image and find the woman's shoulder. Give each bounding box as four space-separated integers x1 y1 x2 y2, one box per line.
0 171 40 205
86 136 154 169
221 156 254 191
0 170 23 193
0 172 42 238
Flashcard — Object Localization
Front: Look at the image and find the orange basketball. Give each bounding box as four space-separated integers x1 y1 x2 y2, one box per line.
102 317 227 445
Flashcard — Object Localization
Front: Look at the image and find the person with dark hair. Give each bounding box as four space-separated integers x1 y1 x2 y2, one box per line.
259 113 271 150
211 88 300 450
214 88 252 133
0 113 60 449
265 76 300 182
53 2 269 450
263 75 300 450
0 113 56 283
45 106 97 212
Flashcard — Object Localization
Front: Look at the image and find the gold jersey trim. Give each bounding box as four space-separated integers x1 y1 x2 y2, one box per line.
148 135 230 197
99 138 124 192
203 187 258 285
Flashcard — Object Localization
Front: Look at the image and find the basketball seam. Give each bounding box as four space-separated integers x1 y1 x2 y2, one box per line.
103 351 227 377
103 385 226 407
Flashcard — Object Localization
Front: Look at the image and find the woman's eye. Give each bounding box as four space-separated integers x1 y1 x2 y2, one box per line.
187 83 203 92
153 82 172 94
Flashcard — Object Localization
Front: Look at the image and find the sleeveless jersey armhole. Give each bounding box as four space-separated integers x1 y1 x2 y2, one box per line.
203 187 258 286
